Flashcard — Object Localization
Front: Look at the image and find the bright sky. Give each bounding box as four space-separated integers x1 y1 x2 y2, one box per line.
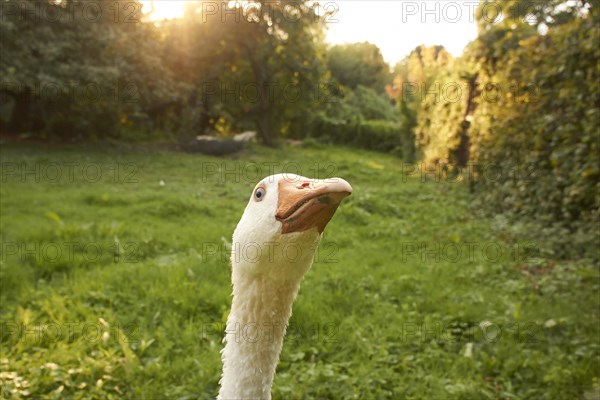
140 1 480 65
325 1 479 65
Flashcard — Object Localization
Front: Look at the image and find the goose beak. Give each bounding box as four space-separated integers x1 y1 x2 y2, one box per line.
275 177 352 234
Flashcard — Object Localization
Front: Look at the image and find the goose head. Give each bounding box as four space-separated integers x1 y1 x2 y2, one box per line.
231 173 352 279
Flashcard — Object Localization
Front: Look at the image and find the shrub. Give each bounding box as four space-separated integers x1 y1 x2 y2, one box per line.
407 14 599 260
309 113 402 153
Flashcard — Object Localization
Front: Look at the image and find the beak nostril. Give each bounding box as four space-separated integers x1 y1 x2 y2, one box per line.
299 182 311 188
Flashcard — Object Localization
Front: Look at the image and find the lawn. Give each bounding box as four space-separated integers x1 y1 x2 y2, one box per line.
0 143 598 399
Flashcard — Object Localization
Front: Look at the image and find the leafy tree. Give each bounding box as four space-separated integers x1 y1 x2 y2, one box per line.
407 2 598 259
476 0 593 31
173 1 329 145
389 45 453 161
468 15 599 241
0 0 185 137
328 42 390 92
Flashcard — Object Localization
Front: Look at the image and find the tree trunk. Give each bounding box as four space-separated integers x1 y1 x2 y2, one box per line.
9 90 31 133
243 43 276 147
453 126 471 168
256 112 274 147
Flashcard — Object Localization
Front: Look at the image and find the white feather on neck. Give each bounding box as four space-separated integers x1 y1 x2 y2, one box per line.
218 175 322 400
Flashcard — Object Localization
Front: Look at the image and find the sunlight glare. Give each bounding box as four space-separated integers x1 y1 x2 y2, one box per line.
140 0 188 20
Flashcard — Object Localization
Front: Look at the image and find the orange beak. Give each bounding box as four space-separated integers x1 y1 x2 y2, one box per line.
275 177 352 234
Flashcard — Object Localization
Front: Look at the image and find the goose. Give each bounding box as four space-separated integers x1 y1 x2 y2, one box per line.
217 173 352 399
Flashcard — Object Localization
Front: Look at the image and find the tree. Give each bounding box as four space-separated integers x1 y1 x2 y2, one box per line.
175 1 329 146
389 45 452 161
0 0 185 137
402 1 599 259
476 0 593 32
327 42 390 92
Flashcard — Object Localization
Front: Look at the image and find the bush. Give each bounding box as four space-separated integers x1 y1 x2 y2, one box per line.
407 14 600 260
356 119 403 152
307 85 408 153
469 16 599 246
309 113 403 153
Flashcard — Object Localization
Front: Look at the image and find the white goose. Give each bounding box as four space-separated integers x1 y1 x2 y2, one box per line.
218 173 352 399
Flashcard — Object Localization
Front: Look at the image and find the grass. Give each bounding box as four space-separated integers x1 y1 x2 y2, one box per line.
0 142 598 399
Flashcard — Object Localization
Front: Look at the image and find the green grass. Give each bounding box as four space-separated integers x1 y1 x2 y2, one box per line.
0 142 598 399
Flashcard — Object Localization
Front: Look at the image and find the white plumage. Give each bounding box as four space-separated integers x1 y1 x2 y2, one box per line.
218 174 352 399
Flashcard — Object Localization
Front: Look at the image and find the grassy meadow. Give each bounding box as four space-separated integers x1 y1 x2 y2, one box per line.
0 143 598 399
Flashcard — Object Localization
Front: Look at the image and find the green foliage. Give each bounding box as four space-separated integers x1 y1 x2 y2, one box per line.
412 63 470 164
0 1 406 149
0 0 188 139
476 0 592 32
328 42 391 92
315 85 400 123
0 1 329 144
1 144 598 398
310 113 402 153
469 13 599 259
189 0 329 144
307 85 402 152
345 86 401 121
393 11 599 260
391 45 455 162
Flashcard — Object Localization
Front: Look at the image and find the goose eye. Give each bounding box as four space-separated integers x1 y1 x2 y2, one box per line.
254 187 266 201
